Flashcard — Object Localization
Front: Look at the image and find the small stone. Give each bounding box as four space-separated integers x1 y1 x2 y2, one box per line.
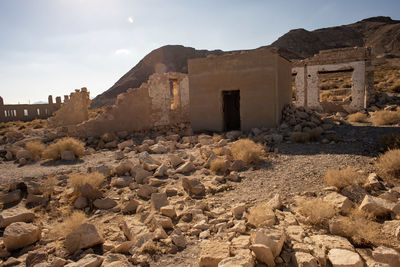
232 204 246 219
160 205 176 218
251 227 286 257
230 160 246 172
65 223 104 254
165 187 178 197
137 185 156 199
268 194 282 210
168 154 184 168
324 192 353 214
61 150 75 161
175 161 195 173
199 241 230 267
151 193 169 211
359 195 395 217
93 198 117 209
79 184 102 200
26 249 47 267
372 246 400 267
150 215 174 230
328 249 363 267
153 226 168 240
149 143 167 154
250 244 274 266
133 167 152 184
1 190 22 205
74 196 88 209
182 177 205 197
293 252 318 267
0 207 35 228
122 199 139 214
3 222 41 251
310 235 354 252
154 164 169 177
64 254 104 267
171 229 186 248
218 249 254 267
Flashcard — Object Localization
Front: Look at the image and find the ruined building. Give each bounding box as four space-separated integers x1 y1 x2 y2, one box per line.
72 73 189 137
48 88 91 128
292 47 374 113
0 95 62 123
188 48 292 132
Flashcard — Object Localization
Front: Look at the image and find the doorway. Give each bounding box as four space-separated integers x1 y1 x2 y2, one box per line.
223 90 241 131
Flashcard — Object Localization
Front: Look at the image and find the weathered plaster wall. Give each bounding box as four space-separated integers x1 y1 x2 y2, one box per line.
73 73 189 137
188 48 292 132
48 88 91 127
0 96 61 123
292 47 374 112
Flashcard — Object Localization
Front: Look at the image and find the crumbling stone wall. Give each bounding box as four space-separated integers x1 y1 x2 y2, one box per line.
292 47 374 112
48 88 91 127
73 73 189 137
0 96 61 123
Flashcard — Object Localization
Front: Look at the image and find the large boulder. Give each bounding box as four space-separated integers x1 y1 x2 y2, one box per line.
0 207 35 228
65 223 104 254
359 195 395 216
327 249 363 267
3 222 41 251
323 192 353 214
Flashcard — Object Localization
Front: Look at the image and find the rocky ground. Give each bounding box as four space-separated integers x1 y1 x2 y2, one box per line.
0 104 399 267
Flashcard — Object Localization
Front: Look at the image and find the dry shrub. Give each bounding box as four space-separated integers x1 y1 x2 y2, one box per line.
231 139 264 164
307 128 323 142
101 132 116 143
42 176 58 196
348 112 368 123
26 141 45 160
379 134 400 150
210 157 228 174
290 132 309 143
389 80 400 92
43 137 85 160
297 198 337 227
212 133 223 142
248 203 276 227
213 147 224 156
324 167 366 189
372 110 400 126
320 90 333 102
69 172 105 192
53 211 87 238
330 210 384 247
376 149 400 177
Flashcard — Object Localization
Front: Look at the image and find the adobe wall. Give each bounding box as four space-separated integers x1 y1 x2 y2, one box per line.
292 47 374 112
48 88 91 128
73 73 189 137
0 96 61 123
188 48 292 132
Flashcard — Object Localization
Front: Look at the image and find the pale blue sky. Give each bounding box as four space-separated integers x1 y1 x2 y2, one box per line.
0 0 399 104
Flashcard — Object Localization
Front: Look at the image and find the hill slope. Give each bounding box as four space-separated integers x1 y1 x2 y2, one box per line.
91 16 400 107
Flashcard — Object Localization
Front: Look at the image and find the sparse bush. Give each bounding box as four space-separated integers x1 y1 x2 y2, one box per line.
69 172 105 193
348 112 368 123
307 128 323 142
210 157 228 174
372 110 400 126
42 176 58 196
297 198 337 227
330 209 384 247
248 202 276 227
101 132 117 143
26 141 45 160
43 137 85 160
231 139 264 164
376 149 400 177
320 91 333 102
290 132 310 143
53 211 87 238
389 81 400 92
324 167 366 189
379 134 400 150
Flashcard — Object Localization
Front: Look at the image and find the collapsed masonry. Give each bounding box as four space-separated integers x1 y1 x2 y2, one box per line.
0 95 63 123
292 47 374 113
70 73 189 137
48 88 91 128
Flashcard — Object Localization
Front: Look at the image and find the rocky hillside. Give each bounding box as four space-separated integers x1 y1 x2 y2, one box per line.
91 16 400 108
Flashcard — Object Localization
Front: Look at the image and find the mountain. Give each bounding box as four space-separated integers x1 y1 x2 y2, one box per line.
91 16 400 107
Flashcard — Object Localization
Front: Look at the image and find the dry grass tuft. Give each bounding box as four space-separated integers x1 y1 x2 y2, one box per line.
324 167 366 189
248 202 276 227
372 110 400 126
101 132 117 143
26 141 45 160
53 211 87 238
348 112 368 123
231 139 264 164
379 134 400 150
330 209 385 247
42 176 58 196
69 172 105 192
210 157 228 174
376 149 400 177
297 198 337 227
43 137 85 160
290 132 310 143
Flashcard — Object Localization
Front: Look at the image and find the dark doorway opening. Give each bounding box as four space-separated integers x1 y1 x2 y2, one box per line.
223 90 241 131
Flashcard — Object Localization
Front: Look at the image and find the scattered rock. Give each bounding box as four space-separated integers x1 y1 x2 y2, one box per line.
251 227 286 257
160 205 176 218
61 150 75 161
122 199 139 214
293 252 318 267
182 177 206 197
151 193 169 211
3 222 41 251
359 195 395 217
74 196 88 209
324 192 353 214
250 244 274 266
372 246 400 267
93 198 117 209
199 241 230 267
171 229 186 248
64 254 104 267
0 207 35 228
1 190 22 205
154 164 168 177
79 184 103 200
232 204 246 219
327 249 363 267
65 223 104 254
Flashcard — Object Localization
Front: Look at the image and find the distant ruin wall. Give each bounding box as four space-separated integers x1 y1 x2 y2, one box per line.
48 88 91 128
0 96 61 123
73 72 189 137
292 47 374 112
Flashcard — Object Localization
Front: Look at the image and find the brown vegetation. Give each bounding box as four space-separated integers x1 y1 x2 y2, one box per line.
101 132 117 143
53 211 87 238
289 132 309 143
210 157 228 174
25 141 45 160
69 172 105 193
231 139 264 164
376 149 400 177
372 110 400 126
348 112 368 123
297 198 337 227
379 134 400 150
43 137 85 160
248 202 275 227
324 167 366 189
